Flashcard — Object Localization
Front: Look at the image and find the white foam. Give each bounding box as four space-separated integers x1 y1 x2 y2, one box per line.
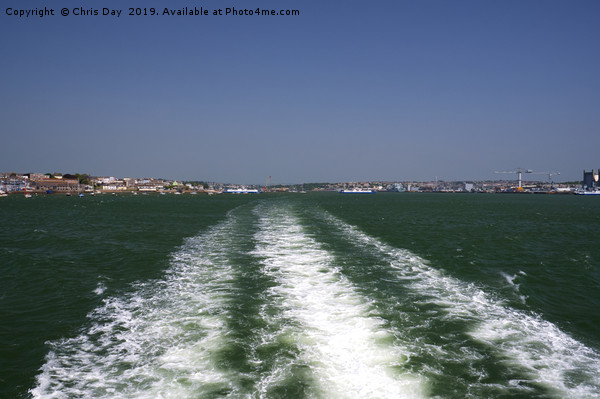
30 214 246 399
500 271 517 286
499 271 525 302
322 211 600 397
252 204 426 398
93 281 106 296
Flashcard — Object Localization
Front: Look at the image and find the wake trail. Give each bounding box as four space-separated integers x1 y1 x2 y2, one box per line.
252 203 426 399
30 212 251 399
320 210 600 397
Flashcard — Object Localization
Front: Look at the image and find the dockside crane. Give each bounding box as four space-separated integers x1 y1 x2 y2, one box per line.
494 168 548 189
263 176 271 192
547 171 561 188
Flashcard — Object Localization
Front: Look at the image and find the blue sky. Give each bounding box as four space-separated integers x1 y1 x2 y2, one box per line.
1 0 599 184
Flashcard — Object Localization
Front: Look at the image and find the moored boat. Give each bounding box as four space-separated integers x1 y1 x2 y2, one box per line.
339 189 376 194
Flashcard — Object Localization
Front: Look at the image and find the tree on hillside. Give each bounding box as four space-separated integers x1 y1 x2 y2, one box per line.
75 173 90 185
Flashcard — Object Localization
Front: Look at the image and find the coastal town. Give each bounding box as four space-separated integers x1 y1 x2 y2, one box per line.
0 170 597 196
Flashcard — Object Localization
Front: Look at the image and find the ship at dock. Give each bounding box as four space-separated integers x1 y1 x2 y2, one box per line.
338 188 376 194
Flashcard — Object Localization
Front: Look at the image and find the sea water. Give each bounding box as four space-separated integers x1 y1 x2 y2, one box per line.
1 193 599 398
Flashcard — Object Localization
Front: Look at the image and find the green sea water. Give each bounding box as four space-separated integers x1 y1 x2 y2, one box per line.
1 193 599 398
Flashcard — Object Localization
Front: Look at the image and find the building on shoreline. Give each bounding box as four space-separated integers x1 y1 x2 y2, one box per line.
583 170 599 190
0 171 587 195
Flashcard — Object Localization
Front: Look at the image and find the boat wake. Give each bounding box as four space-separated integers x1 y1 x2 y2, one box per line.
320 210 600 397
31 212 250 398
251 203 425 398
30 201 600 398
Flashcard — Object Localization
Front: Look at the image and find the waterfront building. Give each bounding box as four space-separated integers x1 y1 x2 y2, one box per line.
33 178 79 192
583 170 598 189
1 177 27 192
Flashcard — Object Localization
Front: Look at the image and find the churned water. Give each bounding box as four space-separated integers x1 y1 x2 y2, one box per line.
1 193 599 398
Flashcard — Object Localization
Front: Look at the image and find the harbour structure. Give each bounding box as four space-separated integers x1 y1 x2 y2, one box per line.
263 176 271 192
494 168 565 192
494 168 548 190
583 169 599 190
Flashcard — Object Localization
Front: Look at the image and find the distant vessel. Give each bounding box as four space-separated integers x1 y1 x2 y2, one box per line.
224 188 260 194
339 189 376 194
575 190 600 195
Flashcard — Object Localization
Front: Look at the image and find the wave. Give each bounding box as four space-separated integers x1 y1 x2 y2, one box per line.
320 210 600 397
30 212 250 398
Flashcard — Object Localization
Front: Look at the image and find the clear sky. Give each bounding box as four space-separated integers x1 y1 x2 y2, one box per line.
1 0 599 184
